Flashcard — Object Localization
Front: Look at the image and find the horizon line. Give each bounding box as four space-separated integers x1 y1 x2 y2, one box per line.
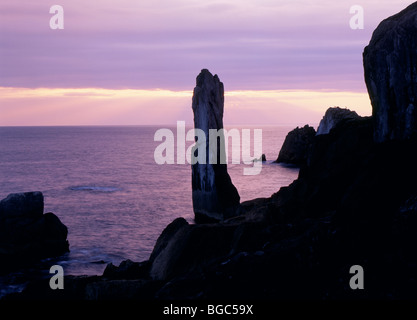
0 123 319 128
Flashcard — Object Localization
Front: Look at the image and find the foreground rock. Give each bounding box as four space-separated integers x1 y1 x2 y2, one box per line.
0 192 44 219
191 69 240 222
364 2 417 142
275 125 315 166
0 192 69 272
7 114 417 299
316 107 360 135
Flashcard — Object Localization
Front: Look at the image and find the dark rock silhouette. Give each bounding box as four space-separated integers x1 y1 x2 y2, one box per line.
253 154 266 162
316 107 360 135
364 2 417 142
191 69 240 222
275 124 315 166
149 217 238 281
0 192 44 219
0 192 69 272
103 259 149 280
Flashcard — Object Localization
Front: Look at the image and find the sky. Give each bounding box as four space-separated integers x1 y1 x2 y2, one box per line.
0 0 414 126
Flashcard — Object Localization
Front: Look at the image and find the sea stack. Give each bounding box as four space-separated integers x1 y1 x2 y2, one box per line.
191 69 240 222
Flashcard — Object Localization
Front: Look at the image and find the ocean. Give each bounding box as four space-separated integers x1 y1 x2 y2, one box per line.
0 125 300 296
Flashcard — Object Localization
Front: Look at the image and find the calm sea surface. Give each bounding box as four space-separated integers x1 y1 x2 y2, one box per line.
0 125 300 295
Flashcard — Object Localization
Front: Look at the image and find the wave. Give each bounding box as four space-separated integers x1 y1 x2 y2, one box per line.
69 186 120 192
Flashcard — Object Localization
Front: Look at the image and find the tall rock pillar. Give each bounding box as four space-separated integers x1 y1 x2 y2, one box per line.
191 69 240 222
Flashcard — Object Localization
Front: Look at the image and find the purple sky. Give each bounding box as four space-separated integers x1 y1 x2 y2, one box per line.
0 0 414 125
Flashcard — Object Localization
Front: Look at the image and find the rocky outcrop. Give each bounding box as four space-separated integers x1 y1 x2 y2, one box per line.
0 192 69 272
275 125 315 166
148 217 239 281
191 69 240 222
316 107 360 135
276 108 361 166
8 116 417 300
0 192 44 219
363 2 417 143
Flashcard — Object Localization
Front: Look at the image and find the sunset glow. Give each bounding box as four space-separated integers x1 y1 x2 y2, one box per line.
0 0 413 125
0 87 371 126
